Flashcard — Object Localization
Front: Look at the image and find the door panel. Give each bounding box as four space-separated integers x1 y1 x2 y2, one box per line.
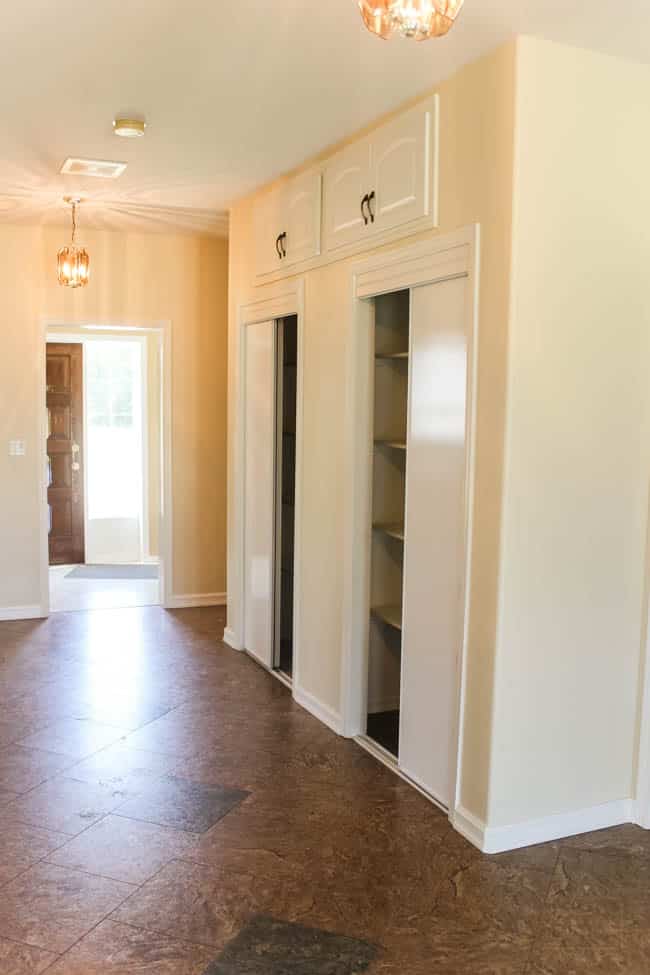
284 171 322 266
255 190 284 276
399 276 468 807
323 140 372 251
46 343 84 565
371 105 431 234
243 321 276 668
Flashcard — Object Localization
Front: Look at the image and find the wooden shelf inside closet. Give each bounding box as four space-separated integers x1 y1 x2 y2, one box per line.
370 604 403 631
373 522 405 542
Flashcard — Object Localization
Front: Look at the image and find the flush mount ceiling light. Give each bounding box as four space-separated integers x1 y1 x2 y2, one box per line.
359 0 464 40
57 197 90 289
60 157 127 179
112 117 146 138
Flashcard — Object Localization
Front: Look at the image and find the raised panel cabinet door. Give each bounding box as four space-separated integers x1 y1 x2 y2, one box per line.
323 139 372 251
46 342 85 565
243 320 276 668
369 99 435 235
284 170 322 266
399 275 468 807
255 187 284 276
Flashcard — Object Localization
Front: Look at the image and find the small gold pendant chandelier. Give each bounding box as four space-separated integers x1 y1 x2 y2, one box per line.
359 0 465 41
57 197 90 288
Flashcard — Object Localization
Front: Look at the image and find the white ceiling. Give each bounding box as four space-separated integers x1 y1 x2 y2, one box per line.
2 0 649 236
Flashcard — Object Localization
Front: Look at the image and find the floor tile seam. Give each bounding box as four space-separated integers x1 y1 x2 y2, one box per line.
0 933 62 973
2 822 76 858
36 882 151 973
62 759 181 795
4 806 115 850
0 741 85 784
0 836 78 892
110 915 228 953
110 810 221 835
558 839 649 859
30 857 143 890
8 735 131 771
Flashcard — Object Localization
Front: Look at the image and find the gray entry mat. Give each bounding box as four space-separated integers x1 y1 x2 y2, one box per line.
65 564 159 580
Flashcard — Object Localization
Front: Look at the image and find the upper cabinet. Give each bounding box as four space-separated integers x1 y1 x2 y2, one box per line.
255 95 438 280
371 102 432 234
323 141 373 251
324 98 436 253
255 170 322 276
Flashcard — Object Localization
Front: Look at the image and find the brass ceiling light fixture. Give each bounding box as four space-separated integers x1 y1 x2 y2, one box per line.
359 0 465 40
57 197 90 288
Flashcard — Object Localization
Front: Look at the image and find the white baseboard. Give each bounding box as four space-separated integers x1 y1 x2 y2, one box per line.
452 805 490 851
222 626 241 650
0 604 47 622
165 592 227 609
293 684 344 736
453 798 635 854
634 800 650 830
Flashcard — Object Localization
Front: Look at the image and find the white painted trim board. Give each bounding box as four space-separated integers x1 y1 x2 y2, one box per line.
453 799 636 855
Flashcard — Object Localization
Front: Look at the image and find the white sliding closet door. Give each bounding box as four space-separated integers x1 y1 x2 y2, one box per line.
243 320 276 668
399 276 468 807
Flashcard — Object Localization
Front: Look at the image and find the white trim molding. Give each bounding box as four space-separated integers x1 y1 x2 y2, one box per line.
166 592 227 609
222 626 240 650
293 685 344 737
453 798 635 855
0 605 47 622
635 517 650 830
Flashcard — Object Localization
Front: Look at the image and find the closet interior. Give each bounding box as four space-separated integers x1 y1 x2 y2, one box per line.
274 314 297 678
366 289 410 757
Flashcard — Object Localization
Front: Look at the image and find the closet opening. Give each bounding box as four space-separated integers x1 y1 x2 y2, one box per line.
366 289 410 758
274 314 298 679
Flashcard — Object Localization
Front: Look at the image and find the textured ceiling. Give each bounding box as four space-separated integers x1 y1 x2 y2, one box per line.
2 0 649 236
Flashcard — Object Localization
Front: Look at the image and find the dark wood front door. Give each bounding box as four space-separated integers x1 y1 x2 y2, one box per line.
47 343 85 565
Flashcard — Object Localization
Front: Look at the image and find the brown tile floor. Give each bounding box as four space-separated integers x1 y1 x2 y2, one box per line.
0 605 648 972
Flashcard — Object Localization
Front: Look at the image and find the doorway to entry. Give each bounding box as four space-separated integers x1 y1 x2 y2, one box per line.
45 328 165 613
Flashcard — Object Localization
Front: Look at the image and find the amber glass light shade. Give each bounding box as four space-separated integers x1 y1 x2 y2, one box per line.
57 199 90 288
359 0 464 40
57 245 90 288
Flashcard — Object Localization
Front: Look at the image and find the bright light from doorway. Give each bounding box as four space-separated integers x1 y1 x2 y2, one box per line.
86 340 143 527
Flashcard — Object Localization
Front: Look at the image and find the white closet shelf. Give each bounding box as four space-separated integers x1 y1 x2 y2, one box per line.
374 439 407 451
373 521 405 541
376 351 409 360
371 604 403 631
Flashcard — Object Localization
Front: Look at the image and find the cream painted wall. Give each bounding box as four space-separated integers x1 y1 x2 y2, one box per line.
0 226 228 609
488 38 650 827
228 43 517 822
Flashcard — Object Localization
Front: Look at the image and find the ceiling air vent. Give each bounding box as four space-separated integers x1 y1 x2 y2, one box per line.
60 158 127 179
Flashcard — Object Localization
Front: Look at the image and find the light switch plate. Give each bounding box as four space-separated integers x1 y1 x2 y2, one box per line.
8 440 26 456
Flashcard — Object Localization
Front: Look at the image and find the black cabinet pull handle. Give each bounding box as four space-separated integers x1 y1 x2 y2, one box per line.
280 232 287 258
275 234 282 259
367 190 376 223
360 194 369 226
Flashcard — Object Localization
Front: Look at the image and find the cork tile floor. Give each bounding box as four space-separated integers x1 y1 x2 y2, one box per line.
0 604 648 973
